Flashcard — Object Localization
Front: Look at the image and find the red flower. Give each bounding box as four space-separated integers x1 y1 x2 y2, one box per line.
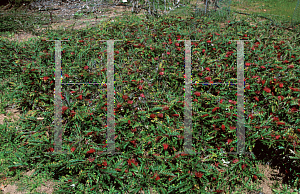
131 128 137 132
128 120 131 124
275 135 280 140
288 64 294 69
128 159 138 166
70 110 76 117
131 141 137 147
207 40 211 43
212 107 219 113
172 114 179 117
205 77 212 81
263 87 271 93
254 96 259 102
62 106 68 114
43 76 49 81
276 122 285 126
229 100 237 105
128 100 133 104
88 157 95 162
232 159 239 164
102 160 107 166
220 99 223 103
115 168 122 172
138 85 143 90
155 175 160 181
64 74 70 78
86 148 95 154
71 147 76 152
194 91 201 96
253 175 258 180
242 164 247 170
158 113 164 118
201 114 209 118
279 83 283 88
150 114 156 118
278 96 284 101
49 147 54 152
159 72 164 75
205 67 210 71
227 139 233 144
167 52 171 55
84 65 89 70
163 143 169 150
79 40 84 43
221 124 225 131
163 106 169 111
122 95 128 100
290 87 300 92
76 95 83 100
195 172 203 178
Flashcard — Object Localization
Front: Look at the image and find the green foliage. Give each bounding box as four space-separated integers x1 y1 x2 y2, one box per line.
0 2 300 193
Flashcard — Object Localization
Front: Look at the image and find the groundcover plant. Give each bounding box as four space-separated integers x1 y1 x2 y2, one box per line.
1 10 300 193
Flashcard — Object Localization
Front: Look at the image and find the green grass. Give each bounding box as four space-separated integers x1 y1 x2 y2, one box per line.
231 0 300 25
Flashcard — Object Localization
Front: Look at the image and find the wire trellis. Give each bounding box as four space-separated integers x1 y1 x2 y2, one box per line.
194 0 232 18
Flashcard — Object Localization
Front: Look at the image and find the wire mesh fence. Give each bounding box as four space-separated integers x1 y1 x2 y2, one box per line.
193 0 232 19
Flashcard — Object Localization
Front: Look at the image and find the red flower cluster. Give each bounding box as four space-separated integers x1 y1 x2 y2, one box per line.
76 95 83 100
241 164 247 170
127 158 138 166
194 91 201 97
263 87 271 93
157 113 164 118
232 159 239 164
195 172 203 178
62 106 68 114
212 107 219 113
163 143 169 150
86 148 95 154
